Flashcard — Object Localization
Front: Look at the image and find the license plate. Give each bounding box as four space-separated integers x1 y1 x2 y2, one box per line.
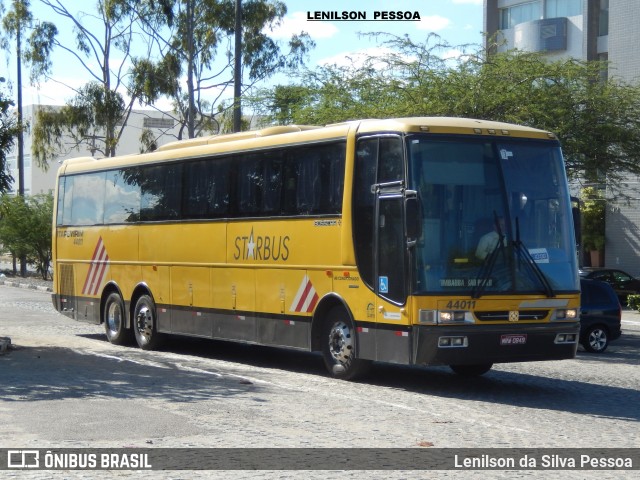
500 334 527 345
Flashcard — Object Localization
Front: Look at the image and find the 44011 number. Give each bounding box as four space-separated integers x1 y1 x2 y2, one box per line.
445 300 476 309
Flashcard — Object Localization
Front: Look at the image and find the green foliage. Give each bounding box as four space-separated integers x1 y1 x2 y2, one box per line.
0 193 53 279
581 187 606 252
32 82 126 165
0 0 33 49
138 128 157 153
627 294 640 311
24 20 58 81
26 0 147 162
0 83 19 193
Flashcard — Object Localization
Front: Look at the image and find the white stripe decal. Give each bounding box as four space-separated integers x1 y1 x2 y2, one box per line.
290 275 319 313
82 237 110 296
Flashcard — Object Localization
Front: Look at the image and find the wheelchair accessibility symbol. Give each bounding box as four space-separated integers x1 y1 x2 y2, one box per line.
379 276 389 293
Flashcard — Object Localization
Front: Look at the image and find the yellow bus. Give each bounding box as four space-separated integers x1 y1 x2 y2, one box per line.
52 117 580 379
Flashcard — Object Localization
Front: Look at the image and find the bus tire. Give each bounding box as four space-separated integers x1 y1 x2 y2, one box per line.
103 292 134 345
133 294 164 350
321 307 370 380
449 363 493 376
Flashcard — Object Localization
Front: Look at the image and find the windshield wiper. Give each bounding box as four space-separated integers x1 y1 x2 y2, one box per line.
513 217 555 298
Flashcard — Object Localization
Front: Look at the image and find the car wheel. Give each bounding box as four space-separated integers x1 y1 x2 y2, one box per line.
583 325 609 353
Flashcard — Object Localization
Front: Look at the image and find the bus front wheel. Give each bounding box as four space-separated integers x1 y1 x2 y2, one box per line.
449 363 493 376
133 294 164 350
103 292 133 345
321 307 370 380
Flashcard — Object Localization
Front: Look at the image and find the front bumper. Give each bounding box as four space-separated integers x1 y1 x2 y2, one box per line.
413 322 580 366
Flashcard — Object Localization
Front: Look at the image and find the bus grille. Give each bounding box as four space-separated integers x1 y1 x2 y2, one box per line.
59 264 75 297
474 310 549 322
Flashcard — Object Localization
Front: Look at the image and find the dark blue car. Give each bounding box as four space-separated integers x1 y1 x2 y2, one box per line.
579 279 622 353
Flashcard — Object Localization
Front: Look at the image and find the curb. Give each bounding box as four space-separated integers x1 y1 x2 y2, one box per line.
0 279 52 293
0 336 11 355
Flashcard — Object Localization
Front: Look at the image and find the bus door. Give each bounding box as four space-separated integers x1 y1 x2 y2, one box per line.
354 135 410 363
374 196 411 364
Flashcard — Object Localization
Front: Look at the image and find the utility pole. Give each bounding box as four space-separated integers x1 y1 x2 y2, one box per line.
233 0 242 133
15 8 27 277
186 0 196 138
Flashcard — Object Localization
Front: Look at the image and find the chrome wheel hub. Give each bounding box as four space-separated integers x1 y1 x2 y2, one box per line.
106 302 122 334
328 321 354 364
136 305 153 340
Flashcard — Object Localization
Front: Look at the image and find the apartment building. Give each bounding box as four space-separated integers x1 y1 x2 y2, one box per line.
484 0 640 274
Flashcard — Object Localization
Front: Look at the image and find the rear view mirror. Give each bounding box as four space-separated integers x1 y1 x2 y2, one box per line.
405 191 421 244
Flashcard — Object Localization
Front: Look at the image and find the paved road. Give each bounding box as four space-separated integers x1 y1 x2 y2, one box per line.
1 285 639 479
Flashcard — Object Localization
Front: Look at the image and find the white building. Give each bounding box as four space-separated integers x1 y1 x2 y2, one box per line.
5 105 183 196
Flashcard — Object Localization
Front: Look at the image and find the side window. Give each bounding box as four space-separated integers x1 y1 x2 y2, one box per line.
237 154 262 216
319 142 345 213
140 163 183 221
378 137 404 183
614 271 631 282
183 158 230 218
70 172 106 225
261 151 283 215
104 169 141 223
283 142 346 216
296 149 322 214
56 176 67 226
61 176 75 226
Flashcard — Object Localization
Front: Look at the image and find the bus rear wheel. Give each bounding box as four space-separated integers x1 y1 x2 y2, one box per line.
321 307 370 380
449 363 493 376
133 294 164 350
103 292 134 345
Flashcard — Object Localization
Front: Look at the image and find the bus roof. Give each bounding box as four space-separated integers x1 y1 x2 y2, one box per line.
59 117 557 175
354 117 556 139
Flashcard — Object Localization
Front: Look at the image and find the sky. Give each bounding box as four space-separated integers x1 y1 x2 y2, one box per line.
3 0 485 108
270 0 484 66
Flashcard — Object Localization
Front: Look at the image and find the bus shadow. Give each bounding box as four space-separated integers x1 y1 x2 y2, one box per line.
69 332 640 422
366 362 640 422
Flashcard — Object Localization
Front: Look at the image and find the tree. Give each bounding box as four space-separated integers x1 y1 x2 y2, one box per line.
1 0 32 198
132 0 314 138
581 187 606 253
255 34 640 198
28 0 153 165
0 193 53 279
33 82 126 161
0 80 20 193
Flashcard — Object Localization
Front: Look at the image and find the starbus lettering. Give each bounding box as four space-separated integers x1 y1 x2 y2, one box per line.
234 228 290 261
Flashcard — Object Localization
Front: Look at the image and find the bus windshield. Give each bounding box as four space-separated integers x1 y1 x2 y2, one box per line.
408 134 579 296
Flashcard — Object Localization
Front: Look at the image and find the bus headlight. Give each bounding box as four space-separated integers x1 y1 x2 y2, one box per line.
439 311 467 323
419 310 474 324
554 309 578 321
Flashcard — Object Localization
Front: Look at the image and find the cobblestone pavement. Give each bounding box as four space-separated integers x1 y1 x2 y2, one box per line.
1 285 639 480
